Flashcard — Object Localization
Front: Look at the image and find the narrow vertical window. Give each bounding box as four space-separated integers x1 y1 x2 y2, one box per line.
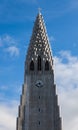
39 108 40 112
39 96 40 99
30 60 34 71
19 106 20 117
38 56 41 71
23 106 25 120
39 121 40 125
45 61 49 71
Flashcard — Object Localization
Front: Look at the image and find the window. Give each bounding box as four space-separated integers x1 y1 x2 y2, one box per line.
19 106 20 117
23 106 25 120
39 96 40 99
38 108 40 112
30 60 34 71
45 61 49 71
38 56 41 71
39 121 40 125
22 120 24 127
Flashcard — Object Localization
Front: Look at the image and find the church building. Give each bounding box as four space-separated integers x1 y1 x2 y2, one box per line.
16 12 62 130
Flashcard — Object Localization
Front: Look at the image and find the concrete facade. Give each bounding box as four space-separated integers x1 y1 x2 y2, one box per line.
16 13 62 130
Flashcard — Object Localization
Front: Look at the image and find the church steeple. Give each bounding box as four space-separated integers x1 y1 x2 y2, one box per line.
16 13 62 130
25 13 53 75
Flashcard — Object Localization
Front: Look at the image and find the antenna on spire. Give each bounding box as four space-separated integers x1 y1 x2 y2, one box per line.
38 8 42 14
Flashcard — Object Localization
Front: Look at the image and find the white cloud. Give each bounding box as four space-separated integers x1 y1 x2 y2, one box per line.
49 36 55 42
5 46 19 57
0 34 20 57
0 37 2 47
69 0 78 10
0 35 17 46
54 50 78 130
0 101 18 130
0 85 8 90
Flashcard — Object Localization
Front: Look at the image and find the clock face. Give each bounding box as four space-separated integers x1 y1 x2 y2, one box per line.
35 80 43 88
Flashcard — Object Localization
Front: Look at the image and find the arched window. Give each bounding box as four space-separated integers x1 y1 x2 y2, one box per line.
38 56 41 71
30 60 34 71
45 61 49 71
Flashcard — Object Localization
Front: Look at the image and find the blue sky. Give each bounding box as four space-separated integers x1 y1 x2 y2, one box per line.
0 0 78 130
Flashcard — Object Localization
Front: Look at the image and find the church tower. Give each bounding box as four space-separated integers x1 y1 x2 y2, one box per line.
16 12 62 130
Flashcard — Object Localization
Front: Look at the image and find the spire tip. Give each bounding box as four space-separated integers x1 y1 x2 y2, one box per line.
38 8 42 14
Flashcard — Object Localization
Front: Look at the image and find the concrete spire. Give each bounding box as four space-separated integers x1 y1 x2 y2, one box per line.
38 8 42 14
26 12 53 73
16 13 62 130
